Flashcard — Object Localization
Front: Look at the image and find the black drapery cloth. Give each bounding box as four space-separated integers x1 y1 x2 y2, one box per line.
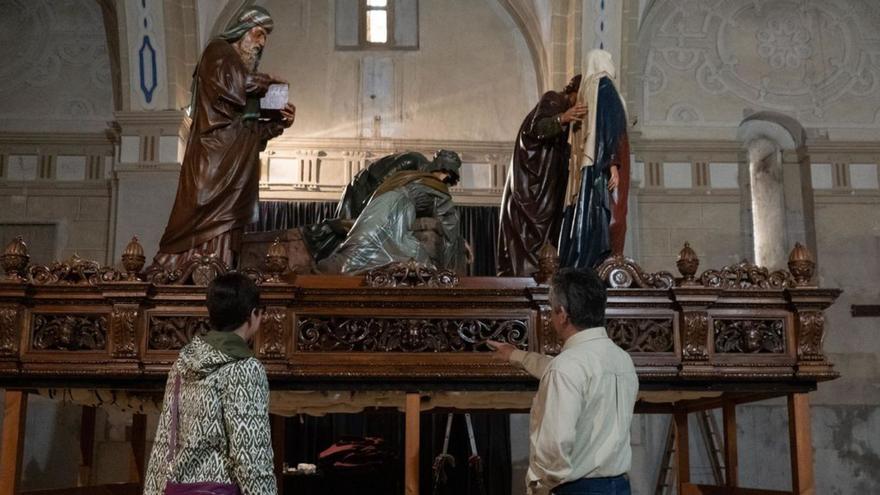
254 200 509 495
253 200 500 277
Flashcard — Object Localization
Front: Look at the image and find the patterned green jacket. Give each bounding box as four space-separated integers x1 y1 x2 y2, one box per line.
143 332 277 495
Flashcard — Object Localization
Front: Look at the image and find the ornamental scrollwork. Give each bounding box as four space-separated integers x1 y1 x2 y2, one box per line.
699 260 794 289
539 305 562 355
148 315 211 350
296 317 527 352
110 307 139 358
143 253 230 285
713 319 785 354
682 312 709 360
797 311 825 360
31 314 108 351
595 256 675 289
363 260 459 288
259 307 288 359
28 255 123 286
606 318 675 353
0 306 20 356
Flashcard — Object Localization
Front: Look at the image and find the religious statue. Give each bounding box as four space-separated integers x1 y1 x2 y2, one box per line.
496 75 586 276
558 49 630 269
317 162 466 275
152 6 295 270
303 150 462 261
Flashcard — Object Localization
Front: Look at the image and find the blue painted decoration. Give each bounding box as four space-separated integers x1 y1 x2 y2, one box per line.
138 35 157 103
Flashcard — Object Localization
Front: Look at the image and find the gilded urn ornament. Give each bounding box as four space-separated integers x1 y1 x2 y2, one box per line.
676 242 699 286
121 236 146 281
264 238 289 282
533 243 560 284
788 242 815 287
1 236 30 282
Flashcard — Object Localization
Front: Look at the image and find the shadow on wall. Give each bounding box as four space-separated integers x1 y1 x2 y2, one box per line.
20 396 82 491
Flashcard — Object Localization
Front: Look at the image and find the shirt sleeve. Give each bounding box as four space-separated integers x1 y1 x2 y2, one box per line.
221 359 277 495
143 370 176 495
509 349 553 379
529 368 585 492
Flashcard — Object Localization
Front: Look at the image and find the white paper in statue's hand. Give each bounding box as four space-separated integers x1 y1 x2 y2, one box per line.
260 83 289 110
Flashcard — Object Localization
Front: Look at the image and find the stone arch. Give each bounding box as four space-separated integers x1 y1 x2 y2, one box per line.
738 111 807 152
496 0 548 94
96 0 123 111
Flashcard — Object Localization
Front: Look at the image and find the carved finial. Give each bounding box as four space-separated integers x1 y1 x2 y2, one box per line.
676 242 700 286
788 242 815 287
121 236 146 281
1 236 30 282
533 243 559 284
264 238 288 283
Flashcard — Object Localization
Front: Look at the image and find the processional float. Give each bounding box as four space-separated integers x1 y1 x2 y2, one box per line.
0 235 839 495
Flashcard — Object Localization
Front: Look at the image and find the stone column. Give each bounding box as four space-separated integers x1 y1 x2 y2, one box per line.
111 111 189 261
737 112 815 270
747 137 786 269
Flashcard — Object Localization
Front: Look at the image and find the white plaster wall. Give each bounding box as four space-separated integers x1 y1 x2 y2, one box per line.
0 0 114 133
256 0 538 141
636 0 880 141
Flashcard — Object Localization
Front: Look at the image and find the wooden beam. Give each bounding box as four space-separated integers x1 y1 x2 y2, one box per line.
850 305 880 318
681 483 792 494
723 402 738 487
405 393 421 495
675 409 690 491
0 390 28 495
270 414 286 493
788 393 815 495
129 413 147 484
21 482 141 495
78 406 97 486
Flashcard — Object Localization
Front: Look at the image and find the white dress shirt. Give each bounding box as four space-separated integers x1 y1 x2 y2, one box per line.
509 327 639 495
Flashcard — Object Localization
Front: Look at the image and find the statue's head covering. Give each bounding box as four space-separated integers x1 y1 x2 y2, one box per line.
563 74 582 94
218 6 274 42
584 49 616 81
428 149 462 183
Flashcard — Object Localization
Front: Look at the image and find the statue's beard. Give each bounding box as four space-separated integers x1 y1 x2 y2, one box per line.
236 39 263 72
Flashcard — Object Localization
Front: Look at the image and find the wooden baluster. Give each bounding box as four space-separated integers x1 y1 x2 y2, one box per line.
78 406 97 486
674 409 690 494
405 393 421 495
0 391 28 495
789 393 815 495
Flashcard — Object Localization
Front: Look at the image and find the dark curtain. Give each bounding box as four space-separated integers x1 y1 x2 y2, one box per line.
256 201 509 495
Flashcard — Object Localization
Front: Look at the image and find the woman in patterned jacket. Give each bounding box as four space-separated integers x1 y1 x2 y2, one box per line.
144 273 276 495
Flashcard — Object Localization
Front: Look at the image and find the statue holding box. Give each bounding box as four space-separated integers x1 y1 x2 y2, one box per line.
152 6 295 270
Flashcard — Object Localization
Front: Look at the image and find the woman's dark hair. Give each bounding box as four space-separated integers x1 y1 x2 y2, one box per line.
206 273 260 332
549 267 607 329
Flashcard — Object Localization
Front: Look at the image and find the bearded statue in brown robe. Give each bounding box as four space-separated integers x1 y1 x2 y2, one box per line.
152 6 295 270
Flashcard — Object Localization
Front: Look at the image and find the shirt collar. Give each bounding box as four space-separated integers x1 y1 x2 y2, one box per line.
561 326 607 352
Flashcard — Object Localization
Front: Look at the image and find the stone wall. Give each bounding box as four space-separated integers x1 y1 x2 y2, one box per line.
0 0 114 133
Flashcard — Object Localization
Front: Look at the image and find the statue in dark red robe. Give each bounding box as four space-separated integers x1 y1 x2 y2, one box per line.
152 6 295 270
496 76 585 276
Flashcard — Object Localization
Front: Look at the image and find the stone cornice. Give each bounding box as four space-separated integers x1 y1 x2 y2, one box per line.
632 138 880 157
113 110 191 135
0 132 114 150
267 136 513 156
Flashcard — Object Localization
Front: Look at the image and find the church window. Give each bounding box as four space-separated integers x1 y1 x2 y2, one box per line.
335 0 418 50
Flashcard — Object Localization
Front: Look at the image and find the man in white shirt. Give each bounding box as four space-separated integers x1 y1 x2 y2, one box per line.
489 268 638 495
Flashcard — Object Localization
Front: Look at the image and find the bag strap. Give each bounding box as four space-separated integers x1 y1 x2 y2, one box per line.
166 373 182 462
